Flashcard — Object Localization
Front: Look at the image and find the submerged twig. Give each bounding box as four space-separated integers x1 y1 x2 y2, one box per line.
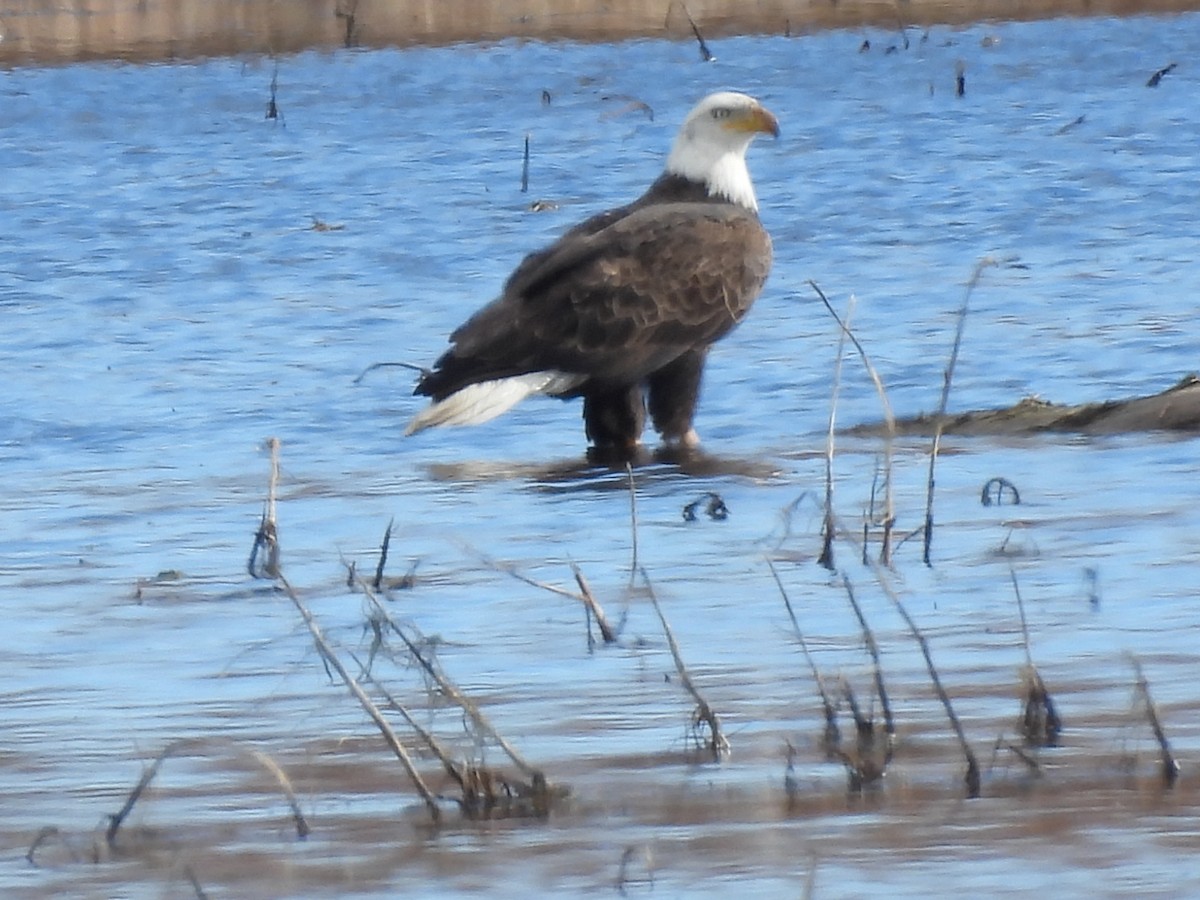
105 737 309 847
1129 655 1180 788
1146 62 1176 87
643 569 730 761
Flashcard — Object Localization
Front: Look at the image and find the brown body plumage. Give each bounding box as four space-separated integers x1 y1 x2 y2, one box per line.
407 92 777 454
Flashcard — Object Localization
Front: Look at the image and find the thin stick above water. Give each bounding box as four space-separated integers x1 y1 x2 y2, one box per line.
922 258 996 566
642 569 730 761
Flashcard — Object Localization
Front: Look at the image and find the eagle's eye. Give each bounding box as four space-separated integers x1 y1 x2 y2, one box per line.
711 108 732 120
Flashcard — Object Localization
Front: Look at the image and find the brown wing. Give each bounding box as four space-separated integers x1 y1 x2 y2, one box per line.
416 202 771 400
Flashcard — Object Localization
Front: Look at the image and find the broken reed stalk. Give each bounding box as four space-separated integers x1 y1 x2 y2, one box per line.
1129 655 1180 788
277 571 442 821
674 1 714 60
521 133 530 193
374 517 394 591
348 650 468 793
1010 567 1061 747
355 576 547 786
626 462 639 577
816 287 855 571
841 575 896 746
869 561 980 797
922 258 996 566
490 557 617 644
768 558 839 749
811 281 897 564
248 436 282 578
641 568 730 761
573 563 618 644
105 736 310 847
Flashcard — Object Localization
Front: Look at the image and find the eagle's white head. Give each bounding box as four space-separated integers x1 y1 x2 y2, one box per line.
665 91 779 212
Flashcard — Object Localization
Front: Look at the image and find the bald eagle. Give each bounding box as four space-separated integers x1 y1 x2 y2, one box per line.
407 91 777 455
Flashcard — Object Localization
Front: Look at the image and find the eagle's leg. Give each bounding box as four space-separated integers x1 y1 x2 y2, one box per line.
647 349 706 447
583 386 646 450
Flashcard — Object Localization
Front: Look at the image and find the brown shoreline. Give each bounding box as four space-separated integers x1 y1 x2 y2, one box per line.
2 0 1199 65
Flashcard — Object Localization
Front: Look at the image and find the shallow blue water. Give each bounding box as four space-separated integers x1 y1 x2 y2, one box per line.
3 13 1200 898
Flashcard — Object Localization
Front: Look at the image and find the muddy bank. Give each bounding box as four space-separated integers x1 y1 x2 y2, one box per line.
3 0 1200 63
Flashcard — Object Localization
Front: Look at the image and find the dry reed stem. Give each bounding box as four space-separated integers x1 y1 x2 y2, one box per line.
104 736 309 847
768 558 839 751
841 575 897 756
372 648 554 817
867 560 981 797
812 281 897 564
1010 567 1062 746
923 258 997 565
572 563 619 644
816 285 854 571
277 571 442 821
248 437 281 578
374 517 393 591
626 463 640 578
1129 655 1180 788
641 568 730 761
489 556 615 643
355 578 547 787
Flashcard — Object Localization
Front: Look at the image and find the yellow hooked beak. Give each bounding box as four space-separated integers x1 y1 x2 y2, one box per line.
730 103 780 138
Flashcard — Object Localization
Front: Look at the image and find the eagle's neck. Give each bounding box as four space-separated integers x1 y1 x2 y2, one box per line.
664 139 758 212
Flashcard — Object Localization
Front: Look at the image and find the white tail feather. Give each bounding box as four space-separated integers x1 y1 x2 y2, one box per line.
405 371 583 436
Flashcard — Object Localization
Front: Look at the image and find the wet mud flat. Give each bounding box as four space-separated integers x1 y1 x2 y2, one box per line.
5 0 1200 62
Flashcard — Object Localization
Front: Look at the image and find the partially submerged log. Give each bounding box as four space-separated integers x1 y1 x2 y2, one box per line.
846 374 1200 438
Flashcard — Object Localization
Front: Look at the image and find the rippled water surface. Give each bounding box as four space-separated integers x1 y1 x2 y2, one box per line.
4 13 1200 898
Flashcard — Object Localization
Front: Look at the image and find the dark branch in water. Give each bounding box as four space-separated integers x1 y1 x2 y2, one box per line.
1129 655 1180 788
248 437 281 579
521 133 530 193
374 517 393 591
600 94 654 122
352 360 429 385
682 492 728 521
769 558 840 753
643 568 730 761
1011 568 1062 747
1146 62 1176 87
955 60 966 97
981 477 1021 506
265 58 284 124
106 737 309 847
